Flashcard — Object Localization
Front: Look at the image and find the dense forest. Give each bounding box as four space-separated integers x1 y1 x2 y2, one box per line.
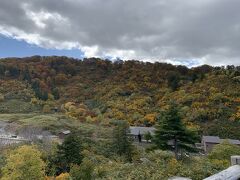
0 56 240 138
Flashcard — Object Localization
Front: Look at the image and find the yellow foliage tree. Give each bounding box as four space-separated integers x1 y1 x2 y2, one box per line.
230 106 240 121
1 145 45 180
55 173 70 180
31 97 38 104
43 104 51 113
63 102 90 121
144 113 156 124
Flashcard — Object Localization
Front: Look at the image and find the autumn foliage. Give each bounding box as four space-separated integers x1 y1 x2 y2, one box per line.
0 56 240 138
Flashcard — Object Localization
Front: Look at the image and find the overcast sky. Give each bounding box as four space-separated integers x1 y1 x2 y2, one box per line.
0 0 240 66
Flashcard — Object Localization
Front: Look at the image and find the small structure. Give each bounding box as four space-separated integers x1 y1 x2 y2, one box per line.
51 107 58 113
231 156 240 166
11 135 17 138
58 130 71 139
202 136 221 154
129 126 155 143
201 136 240 154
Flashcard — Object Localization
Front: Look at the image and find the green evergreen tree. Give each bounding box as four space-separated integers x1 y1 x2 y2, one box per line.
70 159 94 180
144 131 153 143
23 67 31 82
0 64 5 76
153 103 198 159
52 87 60 100
41 91 48 101
112 120 134 162
55 134 83 174
167 71 180 91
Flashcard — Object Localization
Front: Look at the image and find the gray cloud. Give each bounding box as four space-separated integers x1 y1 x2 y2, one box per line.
0 0 240 66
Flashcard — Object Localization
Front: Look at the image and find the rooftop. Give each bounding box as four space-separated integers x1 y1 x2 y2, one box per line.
60 130 71 135
221 139 240 145
129 126 155 136
202 136 240 145
202 136 221 143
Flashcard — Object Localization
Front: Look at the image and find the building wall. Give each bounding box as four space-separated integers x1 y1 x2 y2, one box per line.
58 133 66 139
204 142 219 154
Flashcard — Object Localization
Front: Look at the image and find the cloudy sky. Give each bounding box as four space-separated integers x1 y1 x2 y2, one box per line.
0 0 240 66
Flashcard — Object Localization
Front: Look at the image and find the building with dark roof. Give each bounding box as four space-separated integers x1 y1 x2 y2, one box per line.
129 126 155 143
202 136 240 154
58 130 71 139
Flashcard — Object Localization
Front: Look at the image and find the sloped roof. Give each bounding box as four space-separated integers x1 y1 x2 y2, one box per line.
61 130 71 135
202 136 221 143
129 126 155 136
202 136 240 145
221 139 240 145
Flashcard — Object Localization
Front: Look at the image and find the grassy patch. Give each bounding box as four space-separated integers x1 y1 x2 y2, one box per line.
0 113 112 138
0 99 41 113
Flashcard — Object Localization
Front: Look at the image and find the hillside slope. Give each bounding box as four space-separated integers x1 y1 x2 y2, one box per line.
1 56 240 138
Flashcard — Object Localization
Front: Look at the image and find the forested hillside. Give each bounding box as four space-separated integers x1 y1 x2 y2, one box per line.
1 56 240 138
